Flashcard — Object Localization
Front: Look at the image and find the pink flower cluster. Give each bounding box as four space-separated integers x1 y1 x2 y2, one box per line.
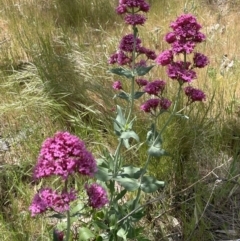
109 34 156 66
184 86 206 102
140 98 171 113
34 132 97 180
139 79 171 114
29 188 77 216
116 0 150 26
85 183 109 209
155 14 209 102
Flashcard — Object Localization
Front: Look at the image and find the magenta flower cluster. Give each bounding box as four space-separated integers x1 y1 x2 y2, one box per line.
139 79 172 114
116 0 150 26
29 188 77 216
109 33 157 67
156 14 209 102
33 131 97 180
85 183 109 209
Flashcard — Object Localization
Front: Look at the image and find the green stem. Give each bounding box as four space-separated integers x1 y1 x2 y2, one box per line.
126 22 137 123
113 139 123 177
133 155 151 209
65 210 71 241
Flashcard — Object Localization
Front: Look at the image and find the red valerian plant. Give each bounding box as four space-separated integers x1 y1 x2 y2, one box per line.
30 1 209 241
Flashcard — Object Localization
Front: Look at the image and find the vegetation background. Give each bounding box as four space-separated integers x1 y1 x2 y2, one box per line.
0 0 240 240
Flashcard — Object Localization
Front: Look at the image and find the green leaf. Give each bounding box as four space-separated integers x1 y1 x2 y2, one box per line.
134 91 145 99
79 227 95 240
140 176 165 193
48 213 65 219
93 220 109 230
120 166 143 179
120 130 139 142
114 177 140 191
109 68 133 79
114 189 127 202
117 228 127 241
94 166 112 181
148 145 166 158
117 92 130 101
123 138 130 149
135 65 154 76
113 105 126 135
70 202 84 216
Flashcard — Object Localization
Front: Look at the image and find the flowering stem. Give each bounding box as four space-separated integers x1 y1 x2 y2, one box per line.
126 24 137 123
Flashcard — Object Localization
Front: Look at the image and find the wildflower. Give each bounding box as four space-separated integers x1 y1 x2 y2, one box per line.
124 14 147 26
164 14 206 54
34 132 97 180
139 47 157 60
156 50 173 66
144 80 166 95
140 98 160 113
171 39 196 54
170 14 202 39
193 52 209 68
112 81 122 90
119 34 142 52
167 61 196 83
184 86 206 102
85 183 109 209
116 0 150 13
160 98 172 110
165 32 176 44
29 188 77 216
136 78 148 87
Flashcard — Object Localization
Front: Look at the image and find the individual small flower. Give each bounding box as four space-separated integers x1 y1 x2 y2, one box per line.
136 78 148 87
144 80 166 95
29 188 77 216
156 50 173 66
193 52 209 68
85 183 109 209
112 81 122 90
124 14 147 26
34 132 97 180
165 32 176 43
184 86 206 102
140 98 160 113
119 34 142 52
167 61 196 83
160 98 172 110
